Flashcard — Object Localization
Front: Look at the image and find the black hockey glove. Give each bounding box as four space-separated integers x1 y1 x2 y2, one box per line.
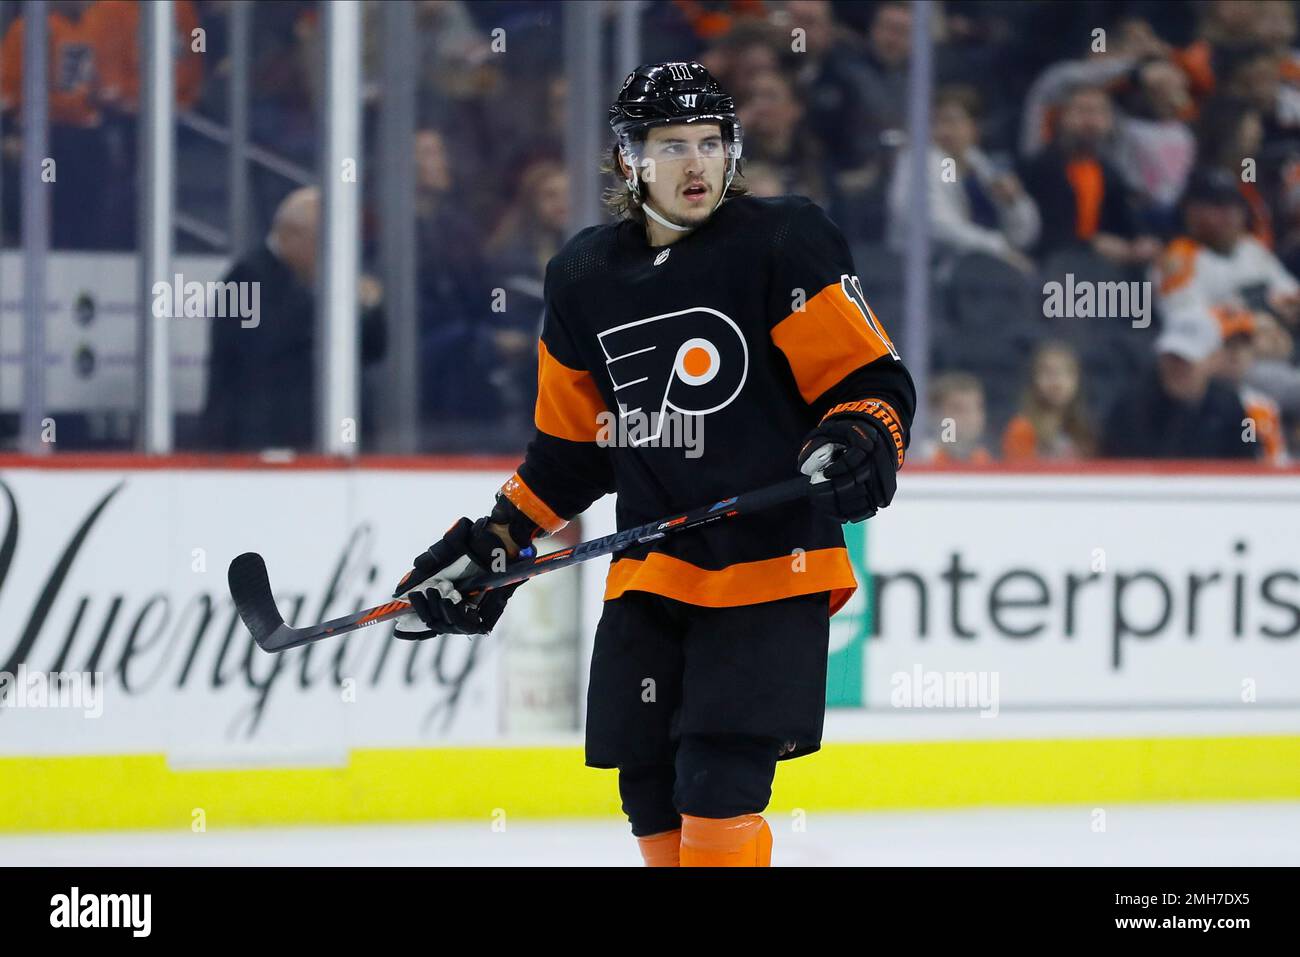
797 413 900 524
391 517 524 639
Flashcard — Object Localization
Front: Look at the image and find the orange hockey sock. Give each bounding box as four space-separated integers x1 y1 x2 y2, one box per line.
636 828 682 867
680 813 772 867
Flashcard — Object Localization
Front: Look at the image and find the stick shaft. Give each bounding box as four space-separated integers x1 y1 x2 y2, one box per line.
235 472 817 651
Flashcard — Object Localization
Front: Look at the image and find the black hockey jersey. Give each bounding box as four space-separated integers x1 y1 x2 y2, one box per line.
499 195 916 615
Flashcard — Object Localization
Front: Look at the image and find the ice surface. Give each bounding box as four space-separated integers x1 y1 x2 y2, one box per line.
2 803 1298 866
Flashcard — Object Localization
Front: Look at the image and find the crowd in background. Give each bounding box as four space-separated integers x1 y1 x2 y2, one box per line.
3 0 1300 464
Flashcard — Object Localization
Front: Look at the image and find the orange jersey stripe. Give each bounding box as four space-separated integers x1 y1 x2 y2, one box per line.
501 472 568 534
771 281 896 405
535 339 608 442
1065 158 1104 240
604 547 858 614
1157 236 1200 294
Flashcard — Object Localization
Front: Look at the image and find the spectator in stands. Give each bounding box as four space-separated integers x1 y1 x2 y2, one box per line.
1153 168 1300 418
1 0 106 248
785 0 879 169
1220 43 1300 145
887 85 1039 273
1173 0 1271 103
1021 84 1160 268
932 1 1037 155
920 371 994 463
1001 342 1096 461
737 69 827 203
199 187 385 451
1216 311 1289 463
698 17 783 106
784 0 904 242
485 157 568 309
484 156 568 434
1156 168 1299 315
1020 19 1176 158
1113 58 1196 234
737 159 785 197
1220 48 1300 248
1102 316 1256 460
413 127 501 438
673 0 766 44
79 0 204 249
82 0 203 112
1276 157 1300 281
1195 97 1272 248
860 0 912 133
1019 23 1194 235
412 0 511 226
1 0 204 249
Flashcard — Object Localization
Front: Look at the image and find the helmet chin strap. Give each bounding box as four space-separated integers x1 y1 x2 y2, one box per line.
642 201 693 233
622 146 738 238
636 164 737 235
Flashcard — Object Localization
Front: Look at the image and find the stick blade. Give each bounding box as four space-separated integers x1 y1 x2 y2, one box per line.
228 552 288 649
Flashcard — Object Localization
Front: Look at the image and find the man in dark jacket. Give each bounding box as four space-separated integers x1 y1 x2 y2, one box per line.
1103 316 1258 459
1021 84 1159 267
200 187 384 451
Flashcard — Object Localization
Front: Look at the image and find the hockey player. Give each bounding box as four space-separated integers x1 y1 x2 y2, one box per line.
391 62 915 867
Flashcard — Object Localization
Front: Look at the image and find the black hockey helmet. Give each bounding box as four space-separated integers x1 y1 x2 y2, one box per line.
609 61 740 142
609 61 743 207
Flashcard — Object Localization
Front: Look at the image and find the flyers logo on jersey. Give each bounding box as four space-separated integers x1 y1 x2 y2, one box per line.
599 307 748 444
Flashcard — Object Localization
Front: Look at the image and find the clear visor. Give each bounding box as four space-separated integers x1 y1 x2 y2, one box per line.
619 125 742 184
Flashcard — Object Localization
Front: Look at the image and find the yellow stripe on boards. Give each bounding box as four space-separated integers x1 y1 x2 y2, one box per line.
2 736 1298 832
771 736 1300 810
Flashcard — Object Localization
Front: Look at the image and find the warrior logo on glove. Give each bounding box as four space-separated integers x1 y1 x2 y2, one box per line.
797 399 905 525
391 516 523 639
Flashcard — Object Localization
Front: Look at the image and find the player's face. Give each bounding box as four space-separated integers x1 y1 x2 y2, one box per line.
639 123 728 227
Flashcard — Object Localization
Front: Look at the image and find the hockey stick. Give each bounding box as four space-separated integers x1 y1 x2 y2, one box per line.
229 447 840 654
